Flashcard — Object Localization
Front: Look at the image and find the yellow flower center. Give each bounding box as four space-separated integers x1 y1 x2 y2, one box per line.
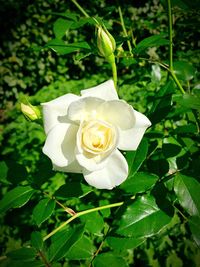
81 120 116 154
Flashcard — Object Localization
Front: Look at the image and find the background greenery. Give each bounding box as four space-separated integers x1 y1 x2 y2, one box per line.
0 0 200 266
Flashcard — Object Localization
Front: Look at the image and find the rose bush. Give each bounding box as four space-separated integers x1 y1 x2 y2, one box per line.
42 80 151 189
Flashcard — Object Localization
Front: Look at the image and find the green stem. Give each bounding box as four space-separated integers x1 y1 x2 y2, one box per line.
167 0 173 71
43 201 123 241
170 70 185 94
118 6 133 55
70 0 90 18
107 53 118 90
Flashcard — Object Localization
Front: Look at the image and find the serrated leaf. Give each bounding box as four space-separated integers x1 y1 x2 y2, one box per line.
120 172 158 194
6 247 36 261
116 194 173 237
0 186 35 213
32 198 55 226
48 225 84 262
93 252 128 267
134 33 169 54
174 173 200 216
65 235 95 260
53 18 73 39
126 138 148 177
106 235 145 252
31 231 43 251
188 216 200 247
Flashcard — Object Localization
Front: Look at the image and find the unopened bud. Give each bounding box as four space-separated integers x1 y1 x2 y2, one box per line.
97 25 116 58
21 102 41 121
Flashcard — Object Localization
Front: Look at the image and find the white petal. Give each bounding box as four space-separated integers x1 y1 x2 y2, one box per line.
42 94 79 134
81 80 118 101
67 97 104 122
43 123 78 167
53 160 83 173
118 110 151 150
97 100 135 130
83 150 128 189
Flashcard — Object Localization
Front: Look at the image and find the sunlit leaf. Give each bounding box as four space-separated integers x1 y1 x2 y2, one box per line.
116 194 173 237
32 198 55 226
174 173 200 216
53 18 73 39
0 186 35 213
173 93 200 111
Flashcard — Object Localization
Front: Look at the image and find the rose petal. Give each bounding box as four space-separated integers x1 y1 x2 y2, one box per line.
67 97 104 122
118 110 151 150
42 94 79 134
83 149 128 189
43 123 78 167
53 160 83 173
97 100 136 130
81 80 118 101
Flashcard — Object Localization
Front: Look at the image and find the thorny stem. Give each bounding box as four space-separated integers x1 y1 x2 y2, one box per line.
43 201 123 241
70 0 90 18
118 6 133 55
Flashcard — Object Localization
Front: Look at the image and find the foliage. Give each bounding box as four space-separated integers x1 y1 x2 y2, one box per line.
0 0 200 266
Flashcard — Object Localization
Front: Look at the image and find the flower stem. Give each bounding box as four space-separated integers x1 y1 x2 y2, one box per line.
70 0 90 17
118 6 133 55
107 53 118 90
43 201 123 241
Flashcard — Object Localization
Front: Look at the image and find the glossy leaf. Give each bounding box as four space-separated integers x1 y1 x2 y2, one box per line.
6 247 36 261
31 231 43 251
116 194 173 237
120 172 158 194
126 138 148 177
188 216 200 247
134 34 169 54
32 198 55 226
93 252 128 267
48 225 84 262
0 186 35 213
53 18 73 39
55 182 92 199
106 235 145 252
174 173 200 216
65 235 95 260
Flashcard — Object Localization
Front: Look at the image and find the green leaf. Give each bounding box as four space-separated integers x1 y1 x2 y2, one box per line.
162 143 182 158
53 18 73 39
6 247 36 261
0 186 35 213
80 211 104 235
0 161 9 183
134 33 169 54
106 236 145 252
126 138 148 177
116 194 173 237
93 252 128 267
174 173 200 216
188 216 200 247
65 235 95 260
173 61 196 81
5 160 28 184
149 81 174 124
174 124 198 134
120 172 158 194
31 231 43 251
48 225 84 262
173 93 200 111
55 182 92 199
32 198 55 226
45 39 91 55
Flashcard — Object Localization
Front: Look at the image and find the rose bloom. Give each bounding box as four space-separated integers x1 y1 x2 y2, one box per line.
42 80 151 189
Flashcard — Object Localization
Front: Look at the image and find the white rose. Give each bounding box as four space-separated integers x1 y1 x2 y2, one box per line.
42 80 151 190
